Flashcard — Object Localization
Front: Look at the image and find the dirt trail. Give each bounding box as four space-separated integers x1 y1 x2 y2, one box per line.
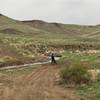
0 64 87 100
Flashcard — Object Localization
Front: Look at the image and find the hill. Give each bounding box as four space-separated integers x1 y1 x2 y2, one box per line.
0 14 50 35
0 14 100 67
22 20 83 36
0 14 100 100
1 14 100 38
22 20 100 38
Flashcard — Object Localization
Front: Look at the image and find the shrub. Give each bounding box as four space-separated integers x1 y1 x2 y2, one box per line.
96 73 100 81
61 62 91 85
0 56 23 67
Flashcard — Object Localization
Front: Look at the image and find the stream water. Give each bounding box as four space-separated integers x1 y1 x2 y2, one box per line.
0 57 60 70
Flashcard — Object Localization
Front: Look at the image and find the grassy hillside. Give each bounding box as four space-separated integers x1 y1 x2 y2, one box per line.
1 13 100 38
0 14 51 36
0 14 100 100
22 20 100 38
0 14 100 67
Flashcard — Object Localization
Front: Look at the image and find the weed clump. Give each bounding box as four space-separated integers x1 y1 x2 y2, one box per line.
0 56 23 67
61 62 91 85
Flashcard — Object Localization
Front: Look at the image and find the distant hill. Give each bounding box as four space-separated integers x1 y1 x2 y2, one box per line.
0 14 100 66
0 14 49 35
22 20 83 36
22 20 100 37
1 14 100 38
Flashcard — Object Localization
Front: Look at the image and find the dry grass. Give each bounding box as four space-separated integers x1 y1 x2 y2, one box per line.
88 69 100 81
0 64 86 100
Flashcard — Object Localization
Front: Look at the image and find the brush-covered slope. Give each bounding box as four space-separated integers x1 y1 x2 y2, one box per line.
22 20 100 37
0 14 100 67
1 14 100 38
22 20 82 36
0 14 49 35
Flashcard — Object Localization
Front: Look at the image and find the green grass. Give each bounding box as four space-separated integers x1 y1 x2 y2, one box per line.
78 81 100 100
1 14 100 100
61 51 100 99
62 51 100 69
62 52 98 62
60 62 91 84
1 30 100 67
0 14 100 74
0 15 100 65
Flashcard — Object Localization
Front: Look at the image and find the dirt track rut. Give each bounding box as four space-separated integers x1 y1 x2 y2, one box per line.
0 64 87 100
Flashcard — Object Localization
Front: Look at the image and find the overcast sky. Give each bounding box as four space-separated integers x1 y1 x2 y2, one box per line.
0 0 100 25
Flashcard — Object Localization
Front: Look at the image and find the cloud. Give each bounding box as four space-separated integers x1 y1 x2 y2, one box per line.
0 0 100 25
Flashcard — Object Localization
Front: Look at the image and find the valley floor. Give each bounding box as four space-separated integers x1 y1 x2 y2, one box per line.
0 64 87 100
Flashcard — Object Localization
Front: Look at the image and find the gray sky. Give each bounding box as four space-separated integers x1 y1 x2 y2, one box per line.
0 0 100 25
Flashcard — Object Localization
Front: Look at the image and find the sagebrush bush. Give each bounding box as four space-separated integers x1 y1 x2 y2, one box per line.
61 62 91 84
0 56 23 67
96 73 100 81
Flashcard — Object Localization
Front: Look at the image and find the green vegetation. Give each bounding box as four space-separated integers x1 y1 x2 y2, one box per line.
78 81 100 100
61 52 100 100
62 51 100 69
0 14 100 99
60 62 91 84
0 14 100 65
